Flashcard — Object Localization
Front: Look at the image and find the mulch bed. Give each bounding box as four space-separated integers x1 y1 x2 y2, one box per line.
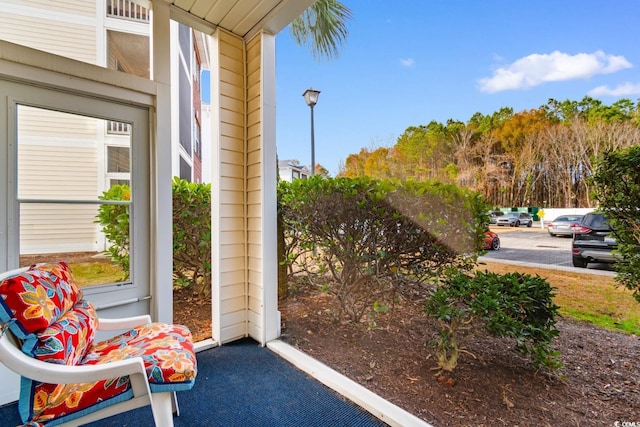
278 286 640 427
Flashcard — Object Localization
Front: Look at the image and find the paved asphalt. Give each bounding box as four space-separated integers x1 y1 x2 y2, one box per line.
479 223 616 276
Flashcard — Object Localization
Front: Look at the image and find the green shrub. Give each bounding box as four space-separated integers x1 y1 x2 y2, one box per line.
279 176 488 322
96 185 130 279
591 146 640 303
172 177 212 297
96 179 212 295
424 270 561 373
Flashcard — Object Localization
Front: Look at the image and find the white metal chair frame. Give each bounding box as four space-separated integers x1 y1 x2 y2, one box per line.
0 267 179 427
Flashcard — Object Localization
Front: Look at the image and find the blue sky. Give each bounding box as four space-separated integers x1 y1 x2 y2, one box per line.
274 0 640 175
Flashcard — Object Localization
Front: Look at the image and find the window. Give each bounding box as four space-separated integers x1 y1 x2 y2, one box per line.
179 156 192 182
1 55 152 338
108 146 130 173
107 30 150 78
107 145 131 188
193 119 201 158
179 24 191 61
179 65 192 153
16 105 133 287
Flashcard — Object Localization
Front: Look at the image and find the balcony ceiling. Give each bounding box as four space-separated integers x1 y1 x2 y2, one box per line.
168 0 315 38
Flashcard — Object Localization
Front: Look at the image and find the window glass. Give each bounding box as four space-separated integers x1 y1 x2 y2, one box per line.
108 146 130 173
180 156 192 182
107 30 150 78
17 105 131 286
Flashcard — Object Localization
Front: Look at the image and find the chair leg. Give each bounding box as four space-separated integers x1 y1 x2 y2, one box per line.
150 392 174 427
171 391 180 416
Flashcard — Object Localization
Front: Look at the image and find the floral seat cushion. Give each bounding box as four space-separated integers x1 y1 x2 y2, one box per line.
1 262 197 426
21 322 197 425
20 373 132 426
82 322 197 392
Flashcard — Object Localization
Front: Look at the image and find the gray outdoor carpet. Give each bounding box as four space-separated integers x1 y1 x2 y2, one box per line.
0 338 388 426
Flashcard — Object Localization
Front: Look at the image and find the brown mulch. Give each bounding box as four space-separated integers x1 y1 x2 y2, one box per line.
173 286 212 342
277 286 640 427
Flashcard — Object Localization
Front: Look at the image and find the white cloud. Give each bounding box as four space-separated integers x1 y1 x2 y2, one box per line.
478 50 632 93
400 58 415 68
588 82 640 97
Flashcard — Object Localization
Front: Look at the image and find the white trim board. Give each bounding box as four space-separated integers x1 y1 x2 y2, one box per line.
267 339 433 427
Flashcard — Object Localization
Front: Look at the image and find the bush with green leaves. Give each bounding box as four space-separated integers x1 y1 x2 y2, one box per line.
279 176 488 322
591 146 640 303
424 270 562 373
96 185 131 279
96 178 211 295
172 177 212 297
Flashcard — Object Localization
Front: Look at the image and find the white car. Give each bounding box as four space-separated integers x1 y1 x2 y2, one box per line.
496 212 533 227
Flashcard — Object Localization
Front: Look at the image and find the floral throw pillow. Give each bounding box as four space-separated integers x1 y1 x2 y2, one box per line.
0 262 82 339
27 300 98 365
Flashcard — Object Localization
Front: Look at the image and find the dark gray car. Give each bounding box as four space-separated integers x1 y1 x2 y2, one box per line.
571 212 617 268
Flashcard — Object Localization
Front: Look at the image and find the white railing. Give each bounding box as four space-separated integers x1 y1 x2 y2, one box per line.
107 121 131 135
107 0 149 23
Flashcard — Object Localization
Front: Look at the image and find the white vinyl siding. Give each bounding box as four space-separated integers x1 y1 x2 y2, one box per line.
3 0 95 17
1 0 102 253
246 27 264 339
0 3 96 65
246 32 278 345
17 106 101 254
212 29 248 344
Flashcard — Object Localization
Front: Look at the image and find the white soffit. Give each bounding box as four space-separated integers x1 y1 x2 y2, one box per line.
168 0 316 38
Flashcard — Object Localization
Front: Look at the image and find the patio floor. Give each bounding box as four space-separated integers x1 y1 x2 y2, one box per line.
0 338 399 426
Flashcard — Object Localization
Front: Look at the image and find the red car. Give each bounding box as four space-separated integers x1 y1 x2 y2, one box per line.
483 230 500 250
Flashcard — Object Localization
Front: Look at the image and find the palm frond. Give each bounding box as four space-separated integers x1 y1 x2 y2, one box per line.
289 0 352 61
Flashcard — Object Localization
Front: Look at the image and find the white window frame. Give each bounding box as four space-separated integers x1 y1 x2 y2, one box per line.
1 70 151 316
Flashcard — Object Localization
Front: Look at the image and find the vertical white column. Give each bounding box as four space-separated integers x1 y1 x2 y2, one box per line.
209 30 222 343
261 32 279 343
151 0 173 323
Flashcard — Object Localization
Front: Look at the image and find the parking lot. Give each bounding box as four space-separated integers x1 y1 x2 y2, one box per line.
479 223 616 276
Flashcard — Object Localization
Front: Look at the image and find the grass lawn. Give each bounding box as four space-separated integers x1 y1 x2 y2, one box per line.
478 261 640 335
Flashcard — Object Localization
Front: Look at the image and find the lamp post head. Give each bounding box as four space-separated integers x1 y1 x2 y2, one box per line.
302 88 321 107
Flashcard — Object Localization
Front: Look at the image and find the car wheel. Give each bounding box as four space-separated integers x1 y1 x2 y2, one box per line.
527 221 532 228
549 232 555 237
491 237 500 250
515 220 521 227
572 256 588 268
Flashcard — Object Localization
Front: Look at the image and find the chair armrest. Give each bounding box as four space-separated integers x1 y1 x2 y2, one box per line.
98 315 152 331
0 334 147 384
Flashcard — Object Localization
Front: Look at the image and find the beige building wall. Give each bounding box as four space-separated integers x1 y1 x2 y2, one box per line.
246 34 265 340
0 1 105 255
211 29 278 345
211 29 249 344
15 102 103 255
0 1 96 64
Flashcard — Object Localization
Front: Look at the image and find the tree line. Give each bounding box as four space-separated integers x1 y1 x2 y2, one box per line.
339 97 640 208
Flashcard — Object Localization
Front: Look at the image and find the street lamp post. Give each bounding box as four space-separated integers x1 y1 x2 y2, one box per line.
302 88 320 176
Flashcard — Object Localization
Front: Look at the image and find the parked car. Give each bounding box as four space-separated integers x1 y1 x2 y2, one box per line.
547 215 584 237
482 230 500 250
571 212 617 268
495 212 533 227
488 210 504 224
